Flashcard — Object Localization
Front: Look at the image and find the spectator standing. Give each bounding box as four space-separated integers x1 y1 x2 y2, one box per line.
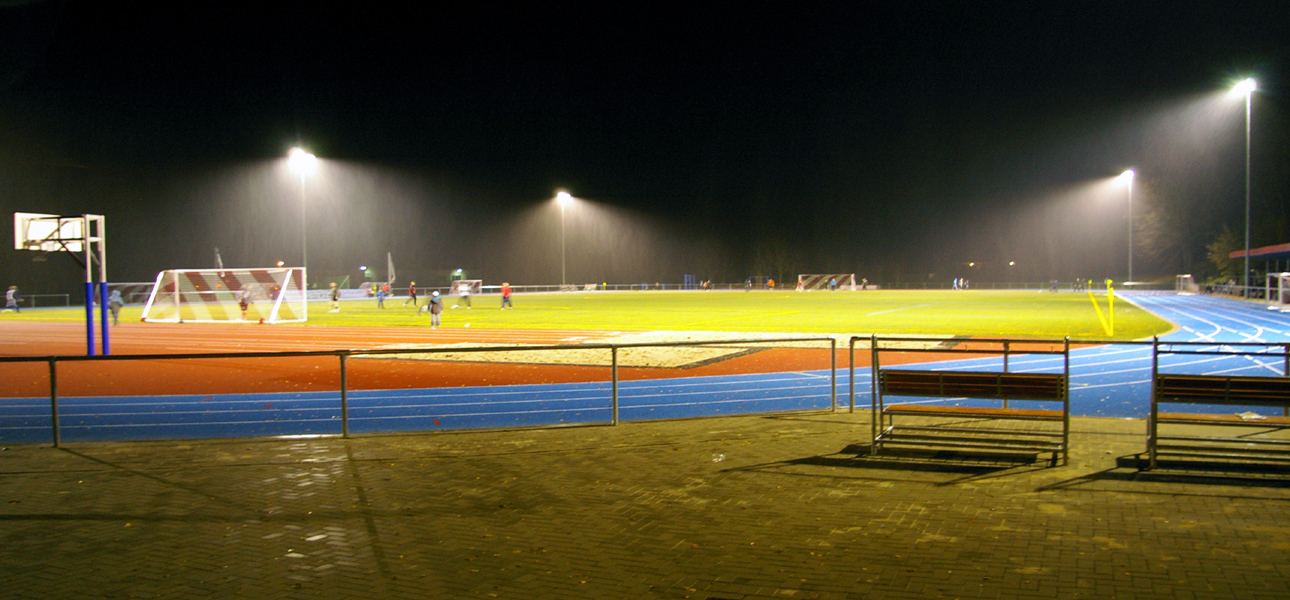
108 289 124 325
4 285 21 312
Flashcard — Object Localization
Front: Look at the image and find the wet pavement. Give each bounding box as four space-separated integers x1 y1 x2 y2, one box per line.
2 411 1289 599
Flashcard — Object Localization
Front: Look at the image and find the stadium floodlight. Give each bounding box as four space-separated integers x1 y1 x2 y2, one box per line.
288 147 317 289
1117 169 1135 282
1227 78 1256 297
556 191 572 288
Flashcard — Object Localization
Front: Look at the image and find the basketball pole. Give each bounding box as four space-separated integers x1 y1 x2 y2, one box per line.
81 215 109 356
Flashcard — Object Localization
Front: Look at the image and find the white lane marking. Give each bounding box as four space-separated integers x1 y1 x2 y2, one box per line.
866 303 934 316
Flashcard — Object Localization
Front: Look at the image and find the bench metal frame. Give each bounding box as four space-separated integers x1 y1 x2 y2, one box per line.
1148 339 1290 469
866 336 1071 466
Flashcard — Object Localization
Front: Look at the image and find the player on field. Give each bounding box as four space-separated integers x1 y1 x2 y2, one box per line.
403 281 418 307
428 290 443 327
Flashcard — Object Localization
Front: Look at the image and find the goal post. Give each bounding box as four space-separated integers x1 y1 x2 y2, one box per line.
1175 274 1198 294
797 274 856 291
452 279 483 295
141 268 307 323
1266 273 1290 312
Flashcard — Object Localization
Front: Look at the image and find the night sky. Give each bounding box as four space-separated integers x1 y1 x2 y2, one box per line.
2 1 1287 293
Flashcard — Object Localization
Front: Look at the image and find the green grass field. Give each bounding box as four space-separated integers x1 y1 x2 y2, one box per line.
8 290 1175 340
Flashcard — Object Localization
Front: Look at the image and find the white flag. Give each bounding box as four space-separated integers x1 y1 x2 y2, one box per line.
387 252 396 285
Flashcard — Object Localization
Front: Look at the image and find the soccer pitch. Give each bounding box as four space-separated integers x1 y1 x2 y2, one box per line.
22 289 1174 340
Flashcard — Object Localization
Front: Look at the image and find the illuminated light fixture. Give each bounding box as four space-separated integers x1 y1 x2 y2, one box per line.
288 147 317 176
1228 77 1257 99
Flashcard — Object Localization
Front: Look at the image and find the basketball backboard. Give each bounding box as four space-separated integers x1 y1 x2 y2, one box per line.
14 212 86 252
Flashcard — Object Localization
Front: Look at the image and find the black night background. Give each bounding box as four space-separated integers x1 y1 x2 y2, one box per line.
1 1 1287 292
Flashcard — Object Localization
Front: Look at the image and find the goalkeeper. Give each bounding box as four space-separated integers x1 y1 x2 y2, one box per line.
454 281 472 308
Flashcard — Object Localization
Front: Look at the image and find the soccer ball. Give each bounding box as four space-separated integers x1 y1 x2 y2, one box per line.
464 323 470 328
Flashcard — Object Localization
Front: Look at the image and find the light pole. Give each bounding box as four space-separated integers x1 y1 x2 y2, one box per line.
557 191 571 288
1229 78 1256 297
1118 169 1135 283
288 147 317 288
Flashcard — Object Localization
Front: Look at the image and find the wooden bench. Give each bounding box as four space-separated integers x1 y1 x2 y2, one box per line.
1148 371 1290 469
869 338 1070 466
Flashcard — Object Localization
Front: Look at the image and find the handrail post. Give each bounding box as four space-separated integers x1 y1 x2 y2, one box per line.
1062 337 1070 466
611 346 619 425
339 353 349 438
870 334 880 456
830 338 837 412
1001 340 1011 409
1148 336 1159 469
49 358 59 448
848 337 856 413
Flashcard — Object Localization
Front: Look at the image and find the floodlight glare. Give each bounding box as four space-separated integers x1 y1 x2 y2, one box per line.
1118 169 1135 184
1229 78 1257 98
288 147 317 175
557 191 572 206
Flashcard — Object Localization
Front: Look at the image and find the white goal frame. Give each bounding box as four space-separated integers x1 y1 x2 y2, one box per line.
1175 274 1198 295
797 274 856 291
452 279 483 295
141 268 307 323
1267 273 1290 313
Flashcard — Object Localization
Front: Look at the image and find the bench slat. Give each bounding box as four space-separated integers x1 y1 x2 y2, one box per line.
1155 374 1290 404
883 405 1064 419
880 370 1065 401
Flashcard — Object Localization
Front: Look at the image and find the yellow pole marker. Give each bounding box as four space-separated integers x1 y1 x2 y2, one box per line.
1088 290 1112 337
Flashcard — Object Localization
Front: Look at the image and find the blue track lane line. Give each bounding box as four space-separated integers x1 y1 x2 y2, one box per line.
0 371 835 444
6 293 1290 444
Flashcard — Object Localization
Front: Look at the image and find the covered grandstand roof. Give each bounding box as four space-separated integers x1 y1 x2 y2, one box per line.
1230 243 1290 262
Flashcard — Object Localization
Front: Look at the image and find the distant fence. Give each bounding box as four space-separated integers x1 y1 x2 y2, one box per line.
0 336 838 446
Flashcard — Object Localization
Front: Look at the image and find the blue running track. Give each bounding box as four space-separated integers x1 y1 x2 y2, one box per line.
3 293 1289 444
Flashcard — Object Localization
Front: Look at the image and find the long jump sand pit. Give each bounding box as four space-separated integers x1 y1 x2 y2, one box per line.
0 321 965 397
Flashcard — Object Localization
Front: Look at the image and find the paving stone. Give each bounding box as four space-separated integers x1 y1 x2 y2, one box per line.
2 413 1289 599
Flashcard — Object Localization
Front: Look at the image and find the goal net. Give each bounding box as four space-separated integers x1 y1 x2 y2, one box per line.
1267 273 1290 312
451 279 483 295
1175 274 1198 294
796 274 856 291
141 268 307 323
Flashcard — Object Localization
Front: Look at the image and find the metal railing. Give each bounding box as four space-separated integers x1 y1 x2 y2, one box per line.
0 336 838 446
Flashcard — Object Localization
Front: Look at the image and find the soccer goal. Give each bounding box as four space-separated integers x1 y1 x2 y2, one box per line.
141 268 307 323
1267 273 1290 312
451 279 483 295
797 274 856 291
1175 274 1199 294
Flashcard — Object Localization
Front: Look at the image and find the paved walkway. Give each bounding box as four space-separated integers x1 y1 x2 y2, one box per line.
3 412 1289 599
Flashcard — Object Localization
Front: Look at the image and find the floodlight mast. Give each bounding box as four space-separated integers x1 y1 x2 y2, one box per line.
1119 169 1135 283
288 148 317 291
557 191 572 288
1229 78 1256 297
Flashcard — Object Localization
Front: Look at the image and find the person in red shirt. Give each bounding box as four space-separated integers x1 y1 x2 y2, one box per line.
403 281 418 307
500 282 513 309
